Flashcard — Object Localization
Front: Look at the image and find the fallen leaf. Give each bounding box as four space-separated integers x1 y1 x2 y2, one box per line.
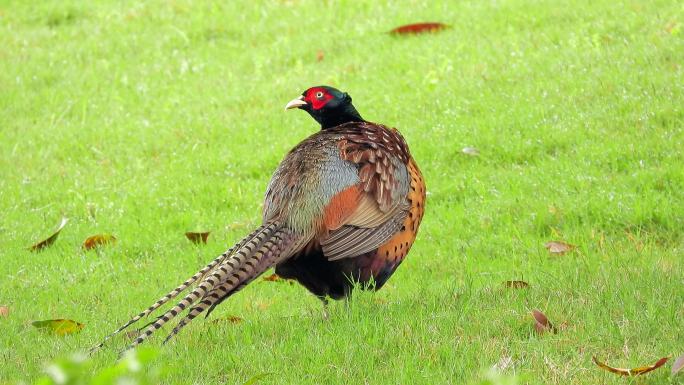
261 273 294 285
0 305 8 317
262 273 282 282
185 231 210 244
316 50 324 62
390 22 449 35
125 330 138 339
29 217 68 251
461 147 480 156
531 309 557 334
82 234 116 250
211 316 243 324
592 356 669 376
503 280 529 289
544 240 575 255
673 354 684 375
32 319 84 335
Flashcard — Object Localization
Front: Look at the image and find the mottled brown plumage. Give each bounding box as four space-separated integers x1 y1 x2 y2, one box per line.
92 86 426 353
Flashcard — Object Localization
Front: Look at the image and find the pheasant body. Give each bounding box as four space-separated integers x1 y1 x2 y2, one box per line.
272 122 425 299
92 86 426 352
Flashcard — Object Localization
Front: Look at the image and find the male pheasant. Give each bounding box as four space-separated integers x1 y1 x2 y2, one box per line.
92 86 426 352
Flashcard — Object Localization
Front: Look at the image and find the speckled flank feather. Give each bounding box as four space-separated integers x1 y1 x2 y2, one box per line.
369 158 425 279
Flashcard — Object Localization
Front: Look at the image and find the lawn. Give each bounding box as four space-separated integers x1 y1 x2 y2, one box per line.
1 0 683 384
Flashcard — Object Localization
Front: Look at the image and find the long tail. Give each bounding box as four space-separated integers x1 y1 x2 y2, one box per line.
160 227 296 344
90 222 296 354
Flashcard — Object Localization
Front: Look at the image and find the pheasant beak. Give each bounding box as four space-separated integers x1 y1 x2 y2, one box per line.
284 96 308 111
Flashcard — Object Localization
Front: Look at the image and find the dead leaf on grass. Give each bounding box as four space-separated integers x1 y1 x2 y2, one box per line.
83 234 116 250
262 273 282 282
29 217 68 251
503 280 529 289
262 273 294 285
544 240 575 255
211 316 243 324
185 231 210 244
0 305 9 318
592 356 669 376
531 309 557 334
32 319 84 335
389 22 449 35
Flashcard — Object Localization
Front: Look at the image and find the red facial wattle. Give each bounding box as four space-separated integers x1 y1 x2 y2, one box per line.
305 88 334 110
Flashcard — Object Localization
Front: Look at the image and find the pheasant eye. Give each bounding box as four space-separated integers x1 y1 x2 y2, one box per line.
315 91 325 99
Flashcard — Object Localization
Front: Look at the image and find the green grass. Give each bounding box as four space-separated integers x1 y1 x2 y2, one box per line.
1 0 683 383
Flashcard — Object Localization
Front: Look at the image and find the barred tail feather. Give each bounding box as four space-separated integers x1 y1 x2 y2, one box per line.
89 224 272 354
121 222 295 352
204 227 296 317
162 228 296 344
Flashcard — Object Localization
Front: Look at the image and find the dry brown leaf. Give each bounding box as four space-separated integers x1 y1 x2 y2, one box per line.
29 217 68 251
504 280 529 289
262 273 282 282
262 273 295 285
461 147 480 156
211 316 243 324
32 319 84 335
316 50 324 62
0 305 9 317
390 22 449 35
185 231 210 244
592 356 669 376
544 240 575 255
125 330 138 339
82 234 116 250
673 354 684 375
531 309 557 334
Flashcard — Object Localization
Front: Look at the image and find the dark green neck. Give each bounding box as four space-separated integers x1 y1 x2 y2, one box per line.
319 104 364 130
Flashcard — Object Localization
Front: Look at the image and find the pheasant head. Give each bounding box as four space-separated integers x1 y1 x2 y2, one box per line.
285 86 364 129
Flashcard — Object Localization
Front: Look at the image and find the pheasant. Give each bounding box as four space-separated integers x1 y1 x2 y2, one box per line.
92 86 426 353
